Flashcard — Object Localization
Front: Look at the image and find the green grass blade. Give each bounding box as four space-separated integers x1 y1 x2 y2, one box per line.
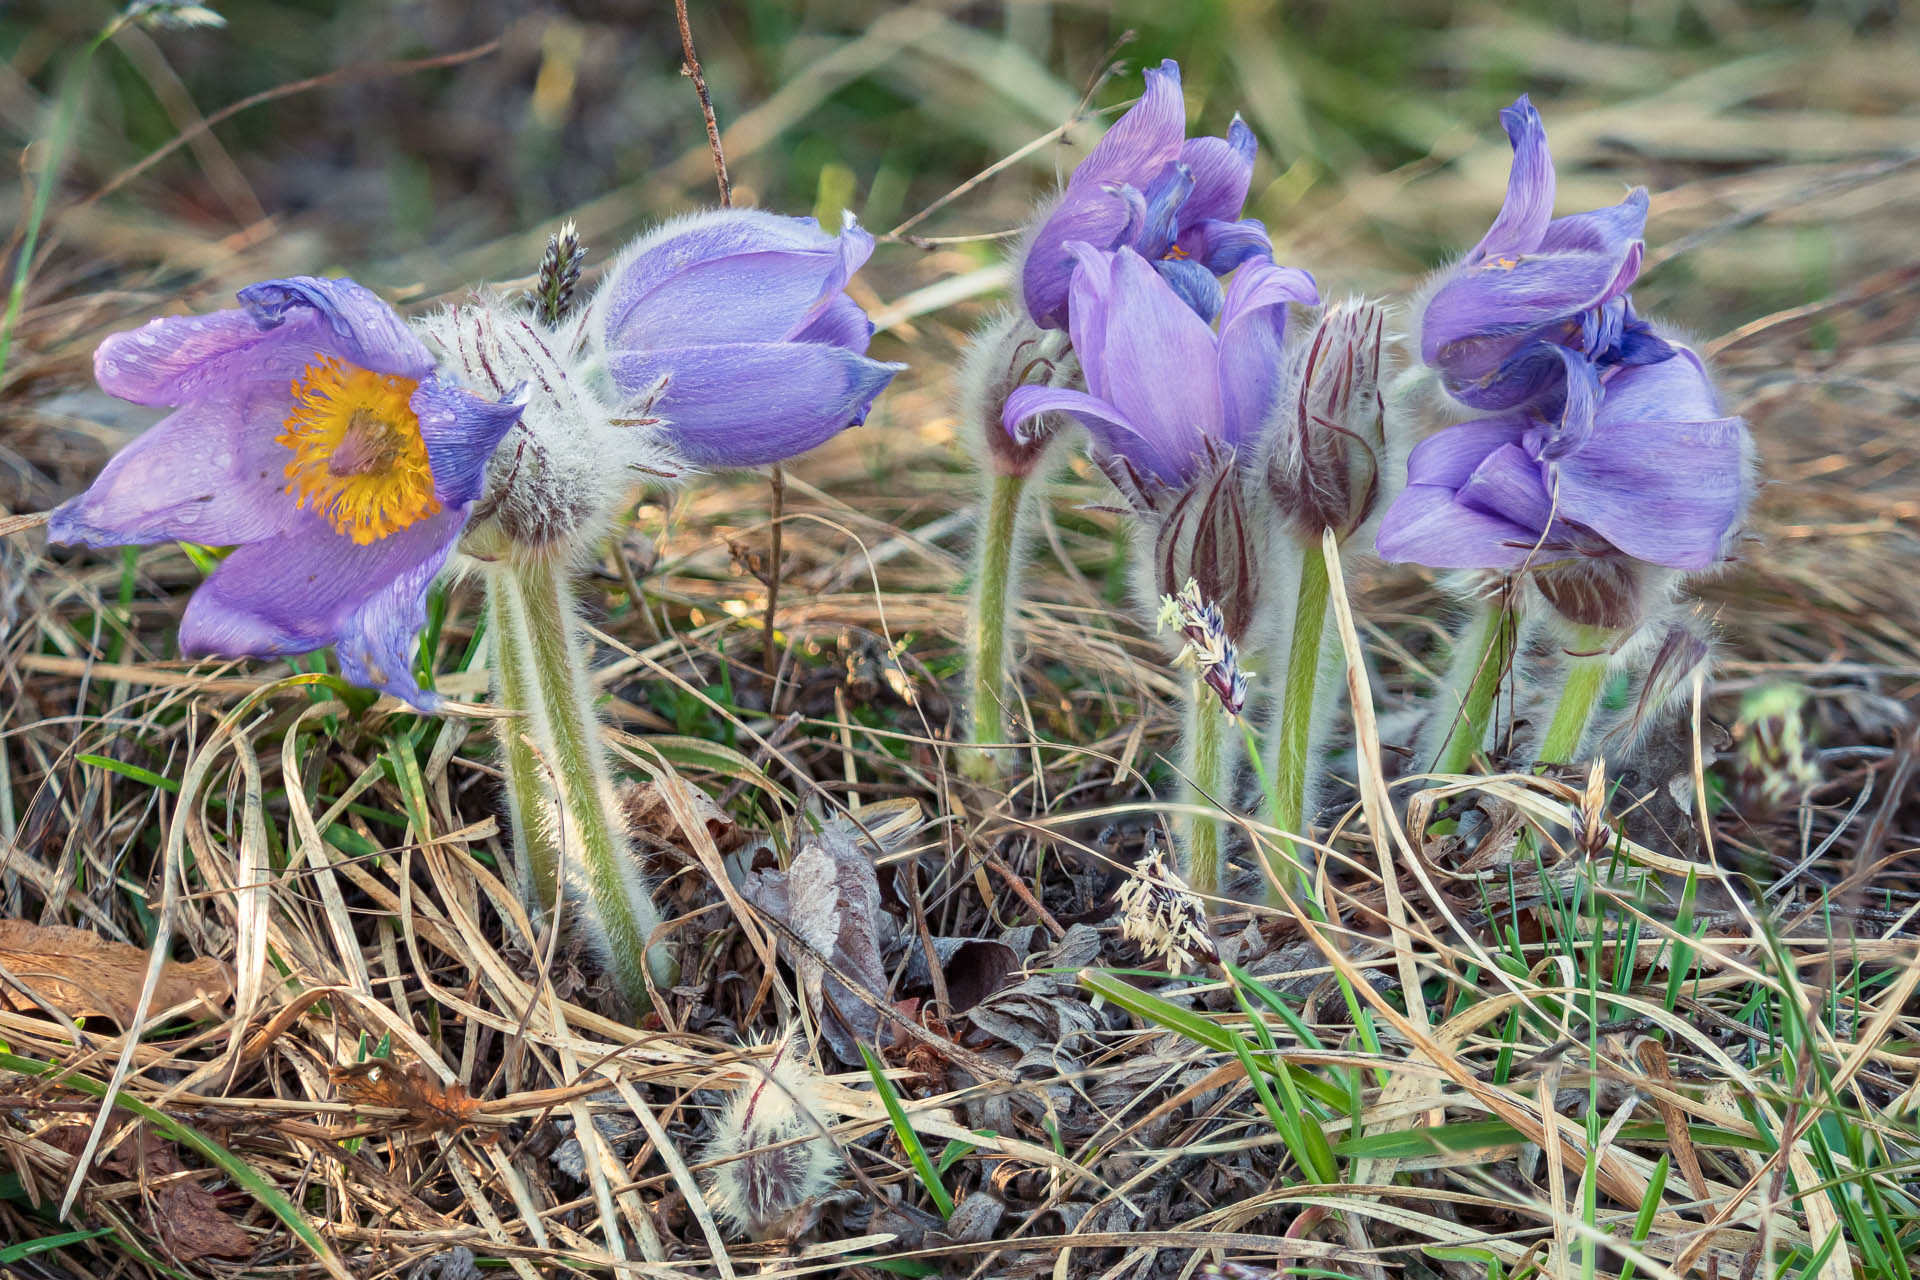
859 1045 954 1219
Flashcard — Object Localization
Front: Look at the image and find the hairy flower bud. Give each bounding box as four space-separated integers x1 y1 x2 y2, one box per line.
702 1039 842 1238
1145 451 1260 647
959 309 1074 477
1268 299 1390 542
417 294 677 556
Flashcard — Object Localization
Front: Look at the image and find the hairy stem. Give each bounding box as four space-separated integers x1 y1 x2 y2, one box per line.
490 551 670 1010
962 469 1026 781
1431 600 1518 777
1181 678 1232 900
1270 541 1331 896
1540 625 1614 765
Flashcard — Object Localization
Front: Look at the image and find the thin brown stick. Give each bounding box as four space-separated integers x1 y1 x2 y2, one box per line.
673 0 731 209
763 467 785 688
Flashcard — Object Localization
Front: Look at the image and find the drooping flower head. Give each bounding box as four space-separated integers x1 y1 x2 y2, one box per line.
1375 340 1753 627
590 209 904 470
1419 96 1672 412
1021 59 1272 330
49 278 525 708
1005 243 1317 640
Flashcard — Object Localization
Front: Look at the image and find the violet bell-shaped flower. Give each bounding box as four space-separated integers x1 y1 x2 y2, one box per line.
1021 58 1272 329
1374 341 1753 626
1004 243 1318 637
48 277 525 709
590 209 904 470
1419 95 1672 412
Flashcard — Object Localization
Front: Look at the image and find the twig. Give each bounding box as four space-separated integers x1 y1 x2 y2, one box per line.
673 0 731 209
764 467 785 689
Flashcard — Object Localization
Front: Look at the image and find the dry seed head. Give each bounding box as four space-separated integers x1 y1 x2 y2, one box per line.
701 1040 842 1237
1117 842 1220 974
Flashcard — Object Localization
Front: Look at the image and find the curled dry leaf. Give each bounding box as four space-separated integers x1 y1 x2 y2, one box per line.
0 920 233 1026
742 802 925 1064
620 777 746 857
330 1058 492 1138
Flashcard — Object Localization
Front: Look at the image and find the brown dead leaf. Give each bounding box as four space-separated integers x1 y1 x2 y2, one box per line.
330 1058 489 1136
0 921 233 1026
620 779 746 856
40 1119 253 1261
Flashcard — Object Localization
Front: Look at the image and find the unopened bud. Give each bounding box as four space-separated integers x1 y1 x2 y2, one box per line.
1268 300 1390 541
960 309 1074 478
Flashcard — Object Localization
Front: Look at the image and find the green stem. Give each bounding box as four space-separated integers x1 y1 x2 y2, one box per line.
489 578 561 914
1269 540 1331 895
1431 600 1518 777
1540 625 1614 765
1181 678 1231 900
490 550 670 1009
962 468 1026 781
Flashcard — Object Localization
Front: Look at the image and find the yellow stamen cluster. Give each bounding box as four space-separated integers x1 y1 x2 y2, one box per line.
277 355 439 544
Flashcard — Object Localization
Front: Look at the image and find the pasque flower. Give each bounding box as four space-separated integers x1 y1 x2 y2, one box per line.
1006 242 1317 634
1419 95 1671 412
1022 59 1272 329
1267 299 1393 543
590 209 903 469
1375 342 1752 624
49 277 524 708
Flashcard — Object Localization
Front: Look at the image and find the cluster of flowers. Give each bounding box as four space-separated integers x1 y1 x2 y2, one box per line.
960 70 1754 894
52 212 903 708
45 59 1755 990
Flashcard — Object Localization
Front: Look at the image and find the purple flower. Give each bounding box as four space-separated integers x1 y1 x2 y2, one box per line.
1021 59 1272 330
1005 243 1316 639
1005 243 1318 493
1420 96 1672 411
592 209 903 469
47 277 524 709
1375 342 1752 591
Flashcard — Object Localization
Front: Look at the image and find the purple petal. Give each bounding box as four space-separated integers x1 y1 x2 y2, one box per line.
1003 385 1191 485
47 386 306 550
1177 116 1256 227
1422 246 1642 368
1596 343 1724 423
1550 411 1749 570
1022 188 1137 329
598 213 875 353
1216 258 1318 446
791 292 875 352
608 341 903 469
1458 441 1557 534
180 505 467 709
1153 255 1224 321
1178 217 1274 275
1083 248 1225 453
1374 484 1539 569
1134 163 1195 260
1531 346 1602 460
410 377 525 506
1072 58 1186 191
1539 189 1649 257
1471 95 1556 262
1402 415 1531 488
1063 240 1118 387
236 277 433 381
93 310 279 407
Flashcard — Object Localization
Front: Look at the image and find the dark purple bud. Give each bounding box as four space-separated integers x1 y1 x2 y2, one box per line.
959 310 1073 478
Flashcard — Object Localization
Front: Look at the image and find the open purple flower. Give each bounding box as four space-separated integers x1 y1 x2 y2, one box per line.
48 277 524 709
1021 59 1272 330
1420 96 1672 411
1005 243 1316 639
1006 243 1318 493
592 209 903 469
1375 342 1751 592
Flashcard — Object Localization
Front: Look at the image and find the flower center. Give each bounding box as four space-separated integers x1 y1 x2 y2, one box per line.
277 355 440 545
